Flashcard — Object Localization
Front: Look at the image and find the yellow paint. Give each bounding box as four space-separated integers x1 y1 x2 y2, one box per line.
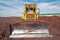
22 4 38 20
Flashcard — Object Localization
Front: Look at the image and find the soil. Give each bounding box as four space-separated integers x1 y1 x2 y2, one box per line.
0 16 60 40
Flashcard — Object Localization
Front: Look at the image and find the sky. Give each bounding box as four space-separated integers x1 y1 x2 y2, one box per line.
0 0 60 17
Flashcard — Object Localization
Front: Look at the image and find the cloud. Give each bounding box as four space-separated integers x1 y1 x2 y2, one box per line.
37 1 60 13
0 6 21 17
0 0 60 17
0 0 32 17
0 2 17 9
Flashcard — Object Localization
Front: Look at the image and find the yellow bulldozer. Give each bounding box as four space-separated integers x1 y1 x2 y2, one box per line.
22 4 39 20
9 4 53 38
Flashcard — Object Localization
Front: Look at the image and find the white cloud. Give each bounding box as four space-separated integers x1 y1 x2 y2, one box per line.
37 1 60 13
0 6 22 17
0 0 60 17
0 0 32 17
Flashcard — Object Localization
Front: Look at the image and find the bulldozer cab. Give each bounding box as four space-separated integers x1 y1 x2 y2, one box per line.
25 4 36 12
22 4 38 20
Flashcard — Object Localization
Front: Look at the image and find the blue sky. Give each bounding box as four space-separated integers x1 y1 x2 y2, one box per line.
0 0 60 17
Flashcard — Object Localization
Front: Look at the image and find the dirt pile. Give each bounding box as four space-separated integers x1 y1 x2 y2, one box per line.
0 16 60 40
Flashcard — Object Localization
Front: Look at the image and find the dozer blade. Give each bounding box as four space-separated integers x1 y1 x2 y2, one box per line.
9 25 53 38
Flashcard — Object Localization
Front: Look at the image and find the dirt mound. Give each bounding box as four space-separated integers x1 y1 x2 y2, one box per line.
0 16 60 40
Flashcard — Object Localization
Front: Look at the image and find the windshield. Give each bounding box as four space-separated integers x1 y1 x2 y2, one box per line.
26 8 35 12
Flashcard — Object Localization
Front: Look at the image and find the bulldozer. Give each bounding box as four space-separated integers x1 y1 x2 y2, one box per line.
22 4 39 20
9 4 53 38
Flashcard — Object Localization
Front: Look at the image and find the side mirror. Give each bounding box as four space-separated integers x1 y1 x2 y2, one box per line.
37 8 40 15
